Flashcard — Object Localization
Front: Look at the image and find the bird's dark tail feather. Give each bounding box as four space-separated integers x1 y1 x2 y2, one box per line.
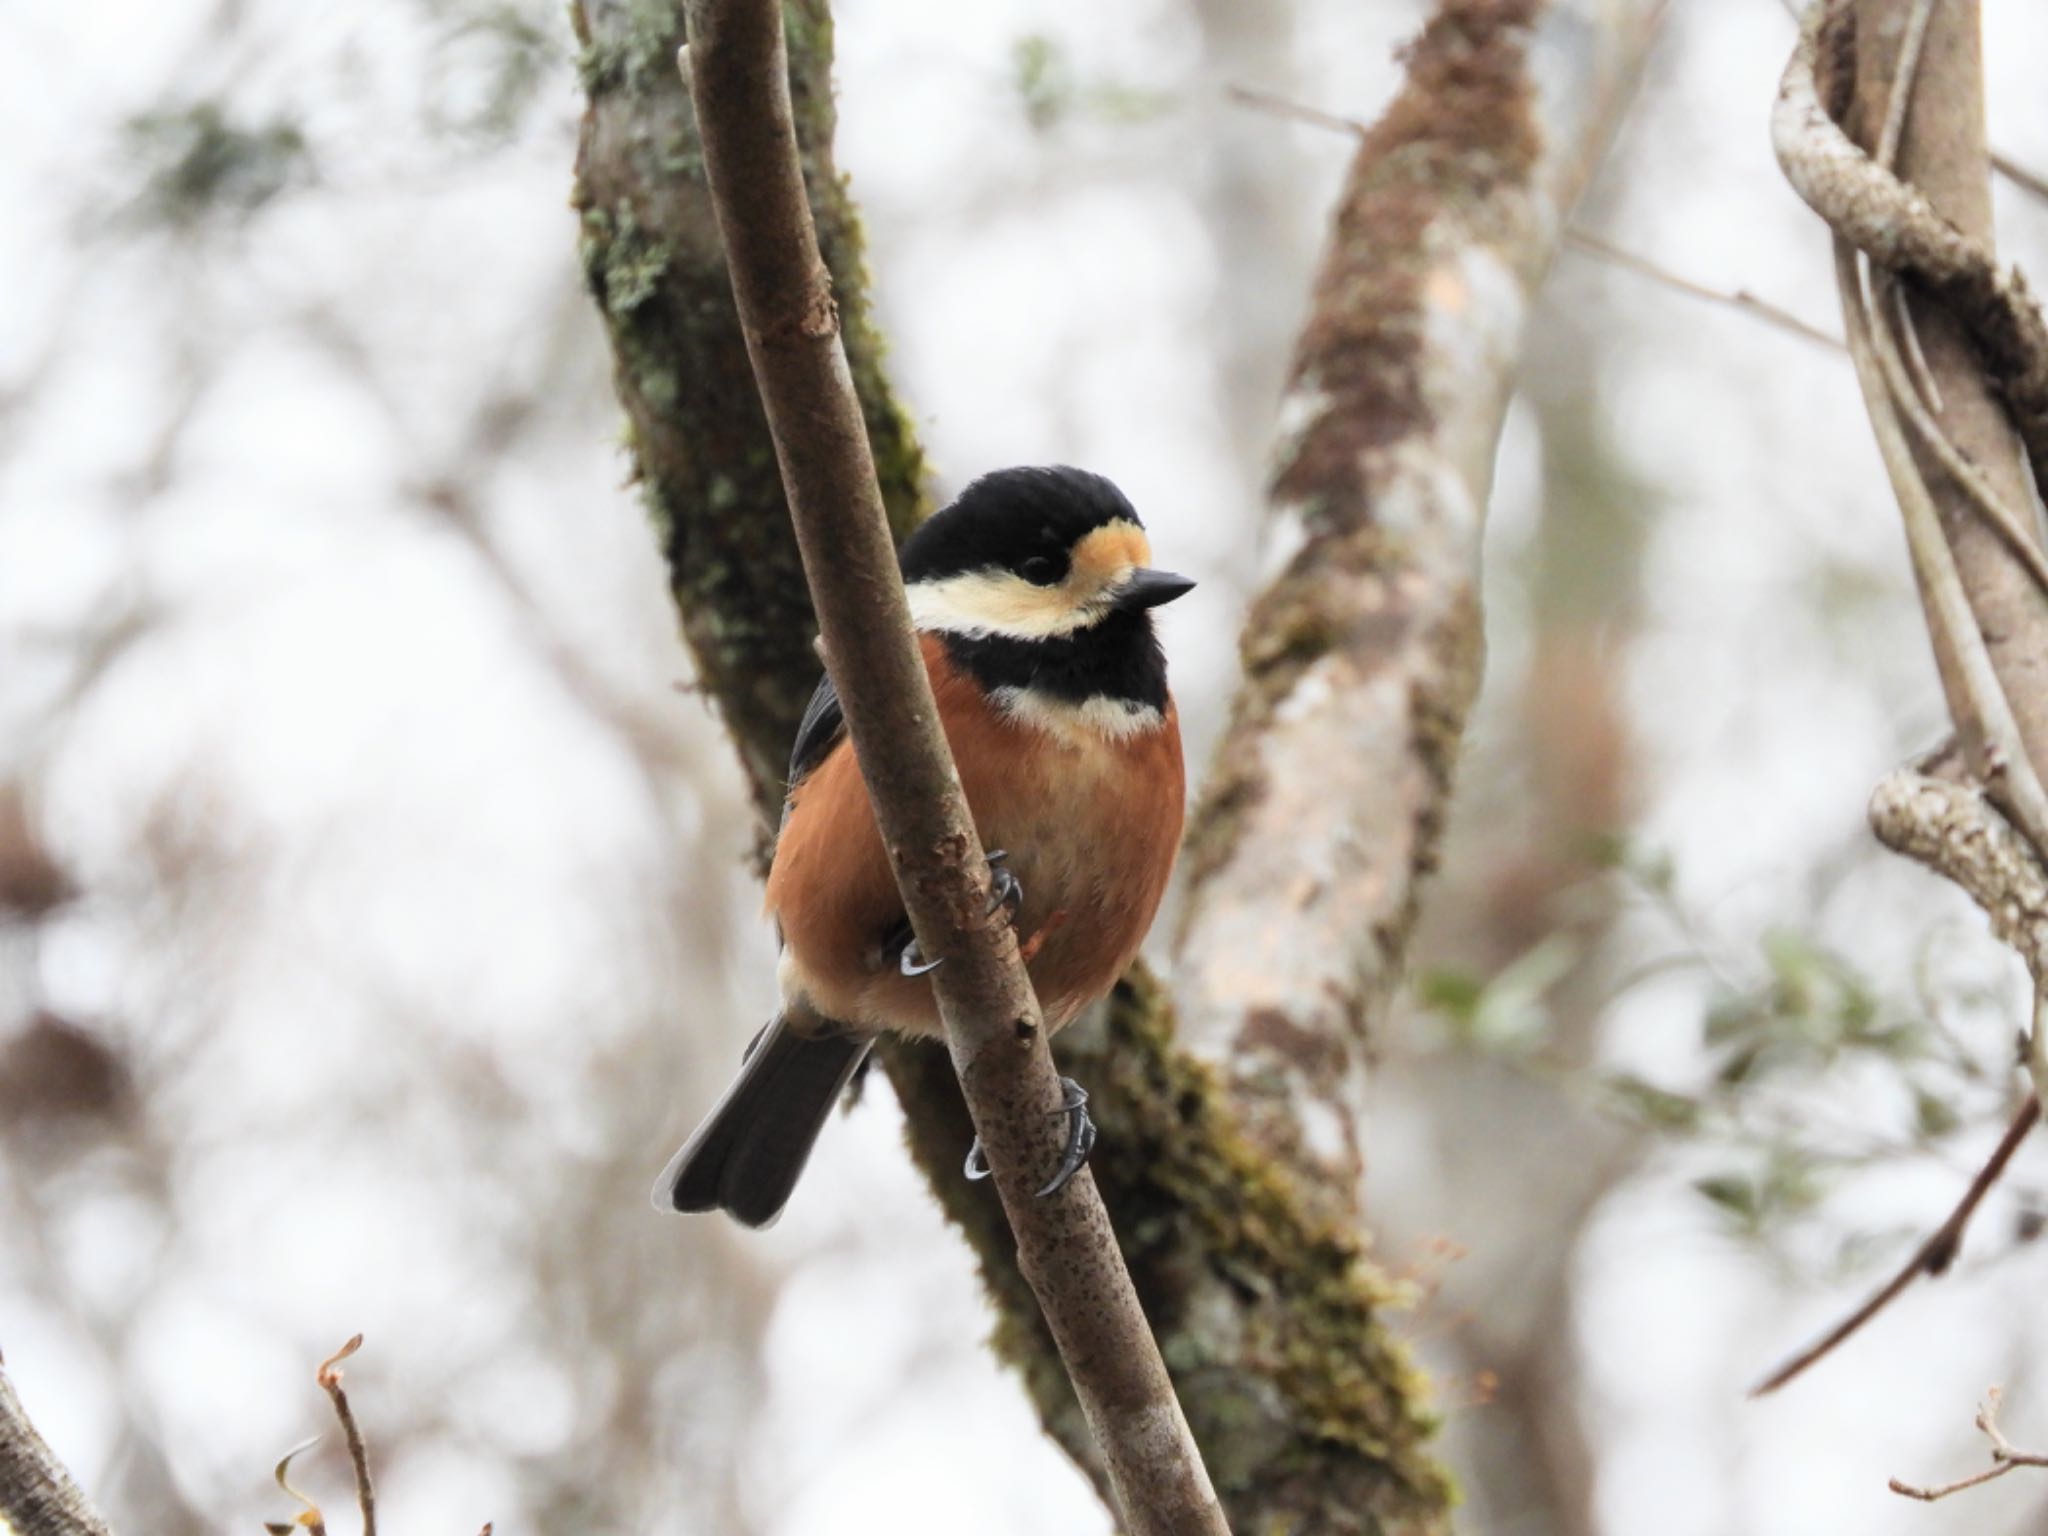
652 1018 870 1228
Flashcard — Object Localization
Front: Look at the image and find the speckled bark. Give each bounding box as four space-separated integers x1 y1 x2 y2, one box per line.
0 1355 115 1536
1174 0 1664 1211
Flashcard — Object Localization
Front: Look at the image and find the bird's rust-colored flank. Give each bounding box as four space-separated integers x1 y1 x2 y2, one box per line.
767 636 1184 1039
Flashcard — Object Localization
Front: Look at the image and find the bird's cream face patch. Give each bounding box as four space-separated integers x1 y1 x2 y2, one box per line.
907 519 1155 640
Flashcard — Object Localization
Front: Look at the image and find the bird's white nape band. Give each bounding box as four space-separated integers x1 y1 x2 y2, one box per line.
988 686 1163 743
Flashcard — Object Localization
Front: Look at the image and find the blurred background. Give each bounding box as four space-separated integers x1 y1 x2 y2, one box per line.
7 1 2048 1532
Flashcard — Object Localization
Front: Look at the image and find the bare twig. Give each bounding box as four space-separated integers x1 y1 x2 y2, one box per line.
1564 227 1842 351
1890 1388 2048 1501
1751 1093 2040 1396
1223 82 1366 139
678 4 1228 1532
1993 152 2048 206
316 1336 375 1536
0 1348 116 1536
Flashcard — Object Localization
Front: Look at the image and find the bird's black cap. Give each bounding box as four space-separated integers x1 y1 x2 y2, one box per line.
899 466 1143 587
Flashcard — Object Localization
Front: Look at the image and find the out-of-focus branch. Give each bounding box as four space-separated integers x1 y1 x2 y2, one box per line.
571 0 926 824
314 1336 375 1536
0 1349 116 1536
1174 0 1665 1201
1564 228 1844 352
679 4 1226 1532
1774 0 2048 543
1890 1388 2048 1502
1761 0 2048 1399
1751 1091 2040 1395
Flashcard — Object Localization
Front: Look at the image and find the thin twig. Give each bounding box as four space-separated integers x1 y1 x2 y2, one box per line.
316 1335 375 1536
1871 0 1935 170
1223 83 1366 139
1834 234 2048 853
678 5 1230 1532
1890 1387 2048 1501
1993 152 2048 206
1564 228 1841 351
1751 1094 2040 1395
1863 269 2048 595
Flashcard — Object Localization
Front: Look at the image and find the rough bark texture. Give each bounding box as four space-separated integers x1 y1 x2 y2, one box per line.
1173 0 1665 1206
1849 1 2048 783
0 1354 116 1536
681 3 1227 1529
571 0 926 822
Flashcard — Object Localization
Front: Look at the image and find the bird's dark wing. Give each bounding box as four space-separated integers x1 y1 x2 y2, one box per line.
785 670 846 799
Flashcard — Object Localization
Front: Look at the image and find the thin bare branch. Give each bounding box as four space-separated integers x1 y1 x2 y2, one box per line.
1223 83 1366 139
678 4 1228 1531
1993 152 2048 206
1752 1093 2040 1396
315 1336 375 1536
1564 228 1842 351
1890 1388 2048 1501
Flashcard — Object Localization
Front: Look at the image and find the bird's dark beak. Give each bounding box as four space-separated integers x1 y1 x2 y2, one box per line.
1117 568 1197 611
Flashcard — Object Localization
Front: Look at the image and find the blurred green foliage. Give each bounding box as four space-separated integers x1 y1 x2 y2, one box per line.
122 102 310 227
1008 34 1171 133
1415 832 2040 1278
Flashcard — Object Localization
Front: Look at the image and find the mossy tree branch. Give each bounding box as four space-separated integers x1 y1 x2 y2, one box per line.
571 0 925 822
1174 0 1665 1208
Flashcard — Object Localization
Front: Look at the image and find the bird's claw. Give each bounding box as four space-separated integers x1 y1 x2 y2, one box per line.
959 1077 1097 1198
899 852 1021 976
983 849 1024 921
1038 1077 1096 1197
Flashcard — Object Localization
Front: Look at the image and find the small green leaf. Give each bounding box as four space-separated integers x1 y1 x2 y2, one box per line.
1913 1088 1961 1140
1605 1072 1702 1133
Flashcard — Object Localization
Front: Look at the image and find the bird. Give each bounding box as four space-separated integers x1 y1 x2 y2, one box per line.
654 465 1193 1227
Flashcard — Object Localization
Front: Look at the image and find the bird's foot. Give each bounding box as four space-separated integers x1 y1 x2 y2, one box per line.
897 850 1022 976
961 1077 1097 1198
983 849 1024 921
1039 1077 1097 1196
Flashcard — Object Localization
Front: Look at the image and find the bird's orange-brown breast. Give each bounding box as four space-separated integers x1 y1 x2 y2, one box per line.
763 635 1183 1040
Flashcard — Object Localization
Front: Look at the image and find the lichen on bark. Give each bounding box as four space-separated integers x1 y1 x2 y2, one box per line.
572 0 926 821
573 2 1459 1530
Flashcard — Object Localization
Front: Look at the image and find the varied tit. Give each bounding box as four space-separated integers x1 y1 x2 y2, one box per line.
654 465 1193 1228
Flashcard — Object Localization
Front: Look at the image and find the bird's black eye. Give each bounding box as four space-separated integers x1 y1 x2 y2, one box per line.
1018 554 1063 586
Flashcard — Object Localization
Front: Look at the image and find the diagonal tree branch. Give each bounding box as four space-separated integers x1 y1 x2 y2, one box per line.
678 3 1226 1531
0 1349 116 1536
1173 0 1665 1204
